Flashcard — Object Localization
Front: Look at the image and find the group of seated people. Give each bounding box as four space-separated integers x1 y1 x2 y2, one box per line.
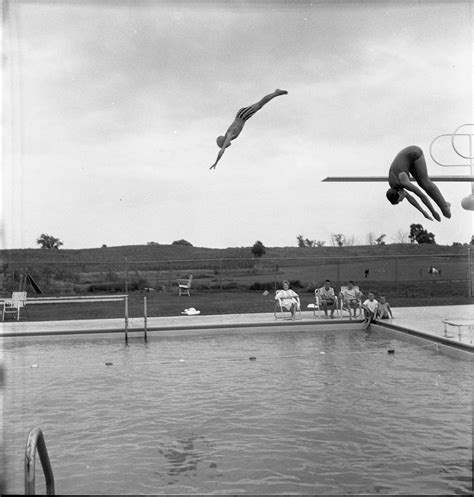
275 279 393 321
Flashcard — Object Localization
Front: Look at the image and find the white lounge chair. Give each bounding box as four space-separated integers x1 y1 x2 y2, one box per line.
314 288 340 319
339 285 362 319
177 275 193 296
274 291 301 320
2 291 28 321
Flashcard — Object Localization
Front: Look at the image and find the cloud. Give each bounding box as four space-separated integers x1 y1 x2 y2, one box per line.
3 1 472 249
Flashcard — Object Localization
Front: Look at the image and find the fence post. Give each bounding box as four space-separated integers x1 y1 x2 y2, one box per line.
219 259 223 292
124 257 128 294
395 257 398 293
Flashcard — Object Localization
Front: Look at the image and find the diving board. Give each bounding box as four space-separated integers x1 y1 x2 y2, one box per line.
322 175 474 182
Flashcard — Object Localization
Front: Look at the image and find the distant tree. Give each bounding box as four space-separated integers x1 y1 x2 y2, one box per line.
36 233 63 249
172 239 193 247
409 224 436 244
345 235 357 246
101 244 107 248
251 240 266 258
471 236 474 245
331 233 345 247
393 228 409 244
452 242 463 247
297 234 326 248
367 232 376 245
375 234 386 245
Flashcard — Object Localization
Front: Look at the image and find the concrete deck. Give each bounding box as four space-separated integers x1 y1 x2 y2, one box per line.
1 304 473 349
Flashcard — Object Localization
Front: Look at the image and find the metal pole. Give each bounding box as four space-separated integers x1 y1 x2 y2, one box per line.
124 295 129 343
468 247 472 298
219 259 222 292
124 257 128 294
24 427 55 495
169 260 173 292
395 257 398 294
144 296 148 342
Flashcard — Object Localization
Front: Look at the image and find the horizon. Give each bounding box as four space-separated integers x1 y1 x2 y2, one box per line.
2 239 471 253
2 1 473 250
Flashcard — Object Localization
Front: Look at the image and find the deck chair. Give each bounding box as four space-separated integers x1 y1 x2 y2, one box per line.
177 275 193 296
2 291 28 321
339 286 362 318
274 291 302 320
314 288 340 318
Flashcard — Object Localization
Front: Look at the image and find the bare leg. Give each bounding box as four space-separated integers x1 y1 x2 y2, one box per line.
237 89 288 121
254 89 288 108
412 154 451 218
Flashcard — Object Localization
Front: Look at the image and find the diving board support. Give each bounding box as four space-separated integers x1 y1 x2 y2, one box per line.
429 124 474 210
322 176 474 182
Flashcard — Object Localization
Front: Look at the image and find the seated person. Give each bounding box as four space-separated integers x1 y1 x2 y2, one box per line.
362 292 378 324
376 295 393 320
340 281 362 319
275 280 300 319
317 279 337 318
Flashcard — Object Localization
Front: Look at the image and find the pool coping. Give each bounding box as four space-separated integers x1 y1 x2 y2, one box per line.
1 311 473 357
374 321 474 354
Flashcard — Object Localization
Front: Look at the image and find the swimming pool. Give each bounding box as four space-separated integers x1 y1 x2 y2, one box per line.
2 327 472 495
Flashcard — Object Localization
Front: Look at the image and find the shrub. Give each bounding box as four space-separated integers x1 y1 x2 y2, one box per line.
249 281 274 292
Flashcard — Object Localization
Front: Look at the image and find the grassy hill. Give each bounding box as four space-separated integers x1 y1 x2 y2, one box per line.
1 243 471 319
0 242 468 263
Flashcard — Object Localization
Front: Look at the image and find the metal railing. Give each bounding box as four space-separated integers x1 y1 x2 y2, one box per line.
24 427 55 495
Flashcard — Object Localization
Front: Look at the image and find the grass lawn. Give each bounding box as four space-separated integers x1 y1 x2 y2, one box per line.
15 284 473 322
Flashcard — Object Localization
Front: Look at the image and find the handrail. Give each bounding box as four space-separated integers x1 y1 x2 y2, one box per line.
24 427 55 495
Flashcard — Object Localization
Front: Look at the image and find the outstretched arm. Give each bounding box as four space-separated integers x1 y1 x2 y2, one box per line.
209 134 233 170
399 173 441 221
209 147 226 170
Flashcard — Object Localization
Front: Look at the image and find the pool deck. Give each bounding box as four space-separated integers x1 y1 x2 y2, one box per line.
1 304 473 350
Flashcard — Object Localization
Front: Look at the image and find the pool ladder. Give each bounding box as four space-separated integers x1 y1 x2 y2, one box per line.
124 296 148 344
24 427 55 495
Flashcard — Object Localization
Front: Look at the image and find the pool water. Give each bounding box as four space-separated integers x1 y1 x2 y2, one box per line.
2 328 472 495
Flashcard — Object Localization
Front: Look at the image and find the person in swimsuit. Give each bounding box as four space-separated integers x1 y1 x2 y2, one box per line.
209 89 288 170
376 295 393 320
386 145 451 221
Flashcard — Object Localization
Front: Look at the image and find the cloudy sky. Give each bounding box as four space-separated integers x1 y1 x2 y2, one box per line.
2 0 473 249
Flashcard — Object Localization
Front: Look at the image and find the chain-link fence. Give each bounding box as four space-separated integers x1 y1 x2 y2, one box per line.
1 251 472 297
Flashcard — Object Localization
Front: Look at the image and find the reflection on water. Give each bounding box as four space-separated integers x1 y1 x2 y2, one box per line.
2 328 472 495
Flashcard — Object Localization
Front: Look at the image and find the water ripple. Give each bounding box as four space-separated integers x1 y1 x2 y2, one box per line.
2 329 472 494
